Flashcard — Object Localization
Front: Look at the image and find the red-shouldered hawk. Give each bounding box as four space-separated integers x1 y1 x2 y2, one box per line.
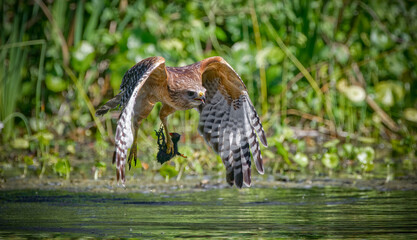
96 56 268 188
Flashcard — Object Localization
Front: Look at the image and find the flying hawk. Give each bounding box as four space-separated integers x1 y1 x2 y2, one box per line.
96 56 268 188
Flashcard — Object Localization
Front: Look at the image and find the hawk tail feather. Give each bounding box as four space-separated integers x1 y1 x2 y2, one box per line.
113 105 134 186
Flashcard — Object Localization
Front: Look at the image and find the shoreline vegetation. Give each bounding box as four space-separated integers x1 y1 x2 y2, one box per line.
2 175 417 193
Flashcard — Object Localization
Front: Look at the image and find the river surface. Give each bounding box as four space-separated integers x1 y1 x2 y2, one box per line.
0 187 416 239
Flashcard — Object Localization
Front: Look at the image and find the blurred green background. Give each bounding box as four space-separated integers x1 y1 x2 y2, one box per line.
1 0 416 182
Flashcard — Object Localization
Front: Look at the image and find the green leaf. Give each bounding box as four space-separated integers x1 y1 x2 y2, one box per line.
193 161 203 175
159 164 178 179
266 47 285 65
344 85 366 103
215 27 227 41
275 142 291 165
24 156 33 165
263 149 276 159
293 152 308 167
340 143 354 159
332 45 349 65
109 53 135 91
71 41 96 72
11 138 29 149
66 144 76 154
35 131 54 146
45 74 67 92
160 38 184 52
53 158 71 177
404 108 417 123
355 147 375 172
322 153 339 169
95 161 107 168
282 127 294 139
391 139 408 154
323 139 340 148
370 30 391 50
375 81 404 108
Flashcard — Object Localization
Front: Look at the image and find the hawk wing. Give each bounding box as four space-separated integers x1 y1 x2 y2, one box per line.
198 57 268 188
97 56 167 185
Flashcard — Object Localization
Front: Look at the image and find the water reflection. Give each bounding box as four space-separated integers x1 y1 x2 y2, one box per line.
0 188 416 238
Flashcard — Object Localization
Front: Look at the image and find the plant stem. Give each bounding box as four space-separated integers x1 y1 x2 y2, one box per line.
63 66 106 137
250 0 268 116
265 20 323 98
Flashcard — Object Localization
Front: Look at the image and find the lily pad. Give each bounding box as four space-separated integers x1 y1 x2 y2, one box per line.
322 153 339 169
323 139 340 148
355 147 375 172
340 143 354 159
375 81 404 108
11 138 29 149
404 108 417 123
45 74 67 92
71 41 96 72
344 85 366 103
293 153 309 167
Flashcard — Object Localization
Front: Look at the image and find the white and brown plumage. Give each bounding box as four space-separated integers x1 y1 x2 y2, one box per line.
96 56 268 188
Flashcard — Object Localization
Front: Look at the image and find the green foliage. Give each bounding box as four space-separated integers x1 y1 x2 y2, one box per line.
293 153 308 168
71 41 96 73
159 164 178 182
322 153 340 169
275 141 291 166
0 12 28 141
53 157 71 179
1 0 417 180
323 139 340 149
45 74 67 92
11 138 29 149
375 81 405 109
355 147 375 172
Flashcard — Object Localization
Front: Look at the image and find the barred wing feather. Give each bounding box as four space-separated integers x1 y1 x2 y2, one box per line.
198 59 267 188
110 57 166 185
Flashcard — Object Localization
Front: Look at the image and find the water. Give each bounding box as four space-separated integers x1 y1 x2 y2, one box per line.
0 187 416 239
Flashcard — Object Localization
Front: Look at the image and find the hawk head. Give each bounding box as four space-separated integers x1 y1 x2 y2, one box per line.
170 86 206 109
185 88 206 106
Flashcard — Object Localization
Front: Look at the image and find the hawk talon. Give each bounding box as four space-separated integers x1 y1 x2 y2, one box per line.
165 138 174 155
128 144 137 170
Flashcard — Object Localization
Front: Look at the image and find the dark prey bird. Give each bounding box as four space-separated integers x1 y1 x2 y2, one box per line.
128 127 185 169
96 56 268 188
155 127 186 164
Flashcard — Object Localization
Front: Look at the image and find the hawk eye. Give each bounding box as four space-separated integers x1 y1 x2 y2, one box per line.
187 91 195 97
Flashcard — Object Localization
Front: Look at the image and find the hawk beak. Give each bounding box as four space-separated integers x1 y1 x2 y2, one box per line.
194 91 206 104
